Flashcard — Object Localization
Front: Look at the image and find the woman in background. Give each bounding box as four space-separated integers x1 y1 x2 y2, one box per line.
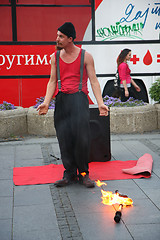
117 49 141 102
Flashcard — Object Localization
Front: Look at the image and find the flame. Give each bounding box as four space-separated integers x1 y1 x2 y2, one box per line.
101 190 133 206
95 180 107 187
96 180 133 207
81 172 86 177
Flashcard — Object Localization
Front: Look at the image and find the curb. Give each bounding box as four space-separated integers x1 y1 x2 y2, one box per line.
27 107 56 136
0 107 28 138
110 104 158 133
0 104 159 138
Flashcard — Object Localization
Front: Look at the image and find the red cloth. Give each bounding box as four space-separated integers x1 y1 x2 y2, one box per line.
122 153 153 175
13 157 152 186
13 164 64 186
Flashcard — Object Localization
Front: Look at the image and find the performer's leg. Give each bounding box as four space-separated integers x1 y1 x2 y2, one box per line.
54 92 94 188
54 93 77 181
70 92 90 174
70 92 94 188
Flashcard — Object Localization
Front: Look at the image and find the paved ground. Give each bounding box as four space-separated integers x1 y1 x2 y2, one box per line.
0 131 160 240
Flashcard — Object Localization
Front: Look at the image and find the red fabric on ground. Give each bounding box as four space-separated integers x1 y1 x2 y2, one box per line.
13 164 64 186
13 158 152 186
122 153 153 175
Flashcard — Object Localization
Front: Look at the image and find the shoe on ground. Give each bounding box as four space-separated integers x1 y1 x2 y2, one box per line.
54 178 70 187
54 177 77 187
79 175 95 188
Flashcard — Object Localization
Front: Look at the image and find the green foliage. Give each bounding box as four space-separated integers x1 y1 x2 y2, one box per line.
149 79 160 103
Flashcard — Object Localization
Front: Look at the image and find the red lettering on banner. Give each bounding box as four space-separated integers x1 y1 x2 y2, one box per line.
157 54 160 63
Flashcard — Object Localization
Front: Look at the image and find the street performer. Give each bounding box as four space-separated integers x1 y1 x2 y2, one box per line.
37 22 109 188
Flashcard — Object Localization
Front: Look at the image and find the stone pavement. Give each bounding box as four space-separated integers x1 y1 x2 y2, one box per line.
0 131 160 240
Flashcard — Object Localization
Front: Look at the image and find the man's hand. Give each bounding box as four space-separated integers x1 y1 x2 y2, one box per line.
37 103 49 115
99 104 109 116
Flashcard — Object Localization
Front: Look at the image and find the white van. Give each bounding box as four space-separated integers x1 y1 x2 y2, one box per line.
83 0 160 104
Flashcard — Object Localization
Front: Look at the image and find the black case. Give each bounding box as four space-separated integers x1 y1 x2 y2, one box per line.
89 105 111 162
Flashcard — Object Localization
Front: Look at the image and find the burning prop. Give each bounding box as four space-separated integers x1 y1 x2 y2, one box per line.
95 180 133 223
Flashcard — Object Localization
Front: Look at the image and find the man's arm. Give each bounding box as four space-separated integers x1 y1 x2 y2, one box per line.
37 53 57 115
85 52 109 116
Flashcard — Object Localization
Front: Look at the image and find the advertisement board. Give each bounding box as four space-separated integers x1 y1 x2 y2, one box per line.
0 0 160 106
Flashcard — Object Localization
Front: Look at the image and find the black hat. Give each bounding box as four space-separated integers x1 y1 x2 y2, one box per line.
58 22 76 40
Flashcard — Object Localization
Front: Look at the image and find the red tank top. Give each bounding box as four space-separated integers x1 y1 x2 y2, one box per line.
55 49 88 95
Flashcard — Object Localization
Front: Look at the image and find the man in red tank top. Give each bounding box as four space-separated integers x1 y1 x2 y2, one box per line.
37 22 109 188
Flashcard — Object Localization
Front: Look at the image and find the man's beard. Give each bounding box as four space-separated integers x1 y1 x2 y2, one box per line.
56 45 63 50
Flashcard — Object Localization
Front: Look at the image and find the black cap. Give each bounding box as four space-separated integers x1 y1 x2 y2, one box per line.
58 22 76 40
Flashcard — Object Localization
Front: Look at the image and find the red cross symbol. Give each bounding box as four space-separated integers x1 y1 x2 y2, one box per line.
130 55 140 64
